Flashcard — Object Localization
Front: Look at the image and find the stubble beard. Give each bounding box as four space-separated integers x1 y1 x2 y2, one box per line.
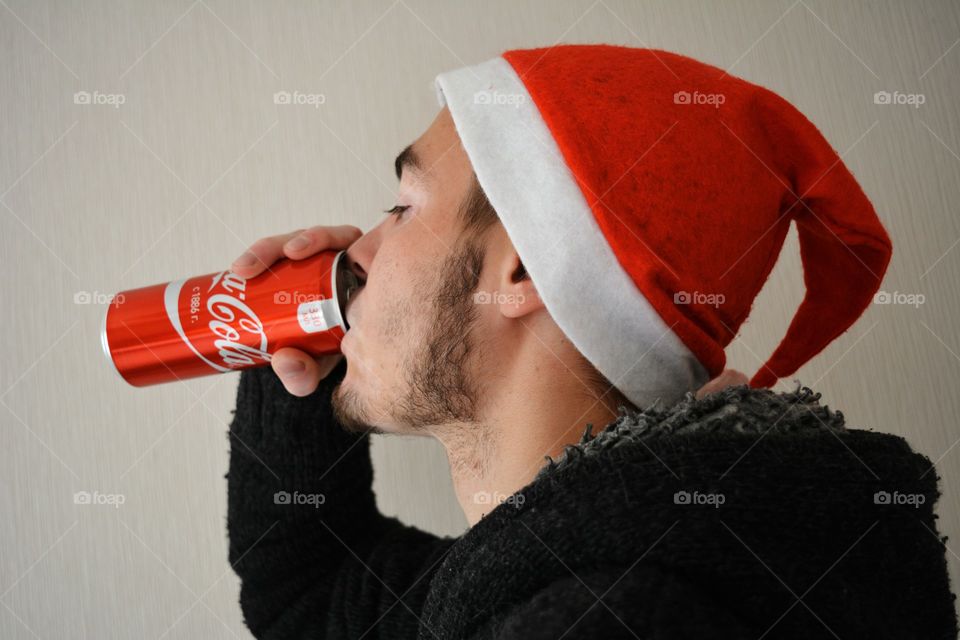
332 237 490 453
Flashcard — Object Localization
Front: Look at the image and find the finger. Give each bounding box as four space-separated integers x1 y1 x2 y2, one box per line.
271 348 323 397
695 369 749 399
723 369 749 387
232 230 304 278
283 225 364 259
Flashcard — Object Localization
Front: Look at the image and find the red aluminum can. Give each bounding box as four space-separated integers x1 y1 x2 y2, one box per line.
101 250 359 386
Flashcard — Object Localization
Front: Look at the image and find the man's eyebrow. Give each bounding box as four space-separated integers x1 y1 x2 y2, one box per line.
394 144 423 181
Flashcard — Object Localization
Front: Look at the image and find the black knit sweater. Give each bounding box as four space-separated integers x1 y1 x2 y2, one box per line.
226 359 957 639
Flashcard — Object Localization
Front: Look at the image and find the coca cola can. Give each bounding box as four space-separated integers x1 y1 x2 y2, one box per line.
101 250 359 387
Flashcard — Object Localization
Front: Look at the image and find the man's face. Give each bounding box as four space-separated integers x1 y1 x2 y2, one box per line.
331 106 487 435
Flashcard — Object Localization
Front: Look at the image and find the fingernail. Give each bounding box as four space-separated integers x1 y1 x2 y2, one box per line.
286 235 310 251
234 252 256 268
275 359 306 376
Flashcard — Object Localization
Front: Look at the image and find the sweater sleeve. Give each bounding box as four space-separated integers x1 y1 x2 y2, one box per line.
226 358 456 639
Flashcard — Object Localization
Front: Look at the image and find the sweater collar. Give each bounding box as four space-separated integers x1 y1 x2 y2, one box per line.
534 382 847 482
419 384 932 639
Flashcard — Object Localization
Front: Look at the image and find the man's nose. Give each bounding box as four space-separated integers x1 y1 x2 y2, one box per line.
346 253 367 285
345 226 382 286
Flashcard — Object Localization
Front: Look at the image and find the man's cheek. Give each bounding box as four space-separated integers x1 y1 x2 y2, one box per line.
371 286 418 349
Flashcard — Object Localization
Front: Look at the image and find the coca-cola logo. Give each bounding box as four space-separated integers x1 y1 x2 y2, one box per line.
165 271 272 373
205 271 270 367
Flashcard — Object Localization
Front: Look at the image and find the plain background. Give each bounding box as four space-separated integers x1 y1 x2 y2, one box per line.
2 1 959 637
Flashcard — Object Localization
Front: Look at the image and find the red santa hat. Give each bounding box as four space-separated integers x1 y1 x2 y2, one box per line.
433 44 892 408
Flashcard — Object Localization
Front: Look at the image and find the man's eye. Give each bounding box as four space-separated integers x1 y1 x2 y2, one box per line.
383 205 410 219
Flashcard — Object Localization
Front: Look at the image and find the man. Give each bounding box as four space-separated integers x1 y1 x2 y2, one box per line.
225 45 957 638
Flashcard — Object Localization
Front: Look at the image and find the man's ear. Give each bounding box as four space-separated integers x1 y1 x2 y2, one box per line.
496 253 543 319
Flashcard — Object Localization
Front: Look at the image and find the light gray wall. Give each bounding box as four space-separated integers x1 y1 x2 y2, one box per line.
2 1 958 637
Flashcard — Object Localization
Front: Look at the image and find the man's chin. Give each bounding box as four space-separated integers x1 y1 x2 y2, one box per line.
330 383 426 437
330 382 378 434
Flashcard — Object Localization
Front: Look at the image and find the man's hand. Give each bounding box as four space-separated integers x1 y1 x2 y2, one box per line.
695 369 748 400
231 225 363 396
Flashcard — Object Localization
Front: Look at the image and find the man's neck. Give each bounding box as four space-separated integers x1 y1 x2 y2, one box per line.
433 375 620 527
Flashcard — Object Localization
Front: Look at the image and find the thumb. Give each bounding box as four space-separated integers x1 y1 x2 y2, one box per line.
271 348 324 397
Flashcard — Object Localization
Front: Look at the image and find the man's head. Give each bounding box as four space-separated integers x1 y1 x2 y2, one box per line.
331 107 631 438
